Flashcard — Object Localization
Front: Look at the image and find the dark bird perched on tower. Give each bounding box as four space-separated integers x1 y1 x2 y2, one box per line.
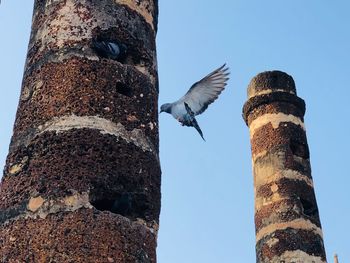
160 64 229 141
91 39 127 61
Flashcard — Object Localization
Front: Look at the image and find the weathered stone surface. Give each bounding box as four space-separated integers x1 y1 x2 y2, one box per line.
243 71 326 262
250 122 308 158
27 1 157 78
1 0 160 261
255 197 322 232
14 58 159 149
242 92 305 125
0 209 157 263
247 70 296 99
3 129 160 222
256 229 326 263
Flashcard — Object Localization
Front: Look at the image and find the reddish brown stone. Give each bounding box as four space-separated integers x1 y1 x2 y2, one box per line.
3 129 160 222
256 178 319 219
1 0 160 261
0 209 156 263
251 122 308 158
243 71 326 262
255 198 322 232
256 229 326 262
243 92 305 125
14 58 158 150
27 1 157 77
245 100 305 127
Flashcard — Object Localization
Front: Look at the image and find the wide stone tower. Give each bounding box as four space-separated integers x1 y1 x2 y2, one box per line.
0 1 160 262
243 71 327 263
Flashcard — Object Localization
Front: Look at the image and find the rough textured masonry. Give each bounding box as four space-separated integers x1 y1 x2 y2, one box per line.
243 71 327 263
0 1 160 262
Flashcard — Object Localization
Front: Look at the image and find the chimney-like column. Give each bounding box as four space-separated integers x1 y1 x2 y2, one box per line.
0 1 160 262
243 71 327 263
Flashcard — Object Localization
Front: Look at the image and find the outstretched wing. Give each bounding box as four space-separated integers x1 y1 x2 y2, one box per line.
178 64 229 116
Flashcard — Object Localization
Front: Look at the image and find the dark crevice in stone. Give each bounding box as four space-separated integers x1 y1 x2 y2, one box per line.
0 201 27 225
300 198 319 219
289 138 310 159
136 248 151 263
90 191 152 221
116 82 132 97
91 193 131 216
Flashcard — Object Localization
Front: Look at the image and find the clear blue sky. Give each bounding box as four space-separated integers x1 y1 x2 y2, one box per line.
1 1 350 262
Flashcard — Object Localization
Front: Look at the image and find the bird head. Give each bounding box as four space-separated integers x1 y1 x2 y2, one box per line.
160 103 172 114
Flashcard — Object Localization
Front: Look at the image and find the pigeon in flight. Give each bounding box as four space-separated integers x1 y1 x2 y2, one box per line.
92 39 127 61
160 64 229 141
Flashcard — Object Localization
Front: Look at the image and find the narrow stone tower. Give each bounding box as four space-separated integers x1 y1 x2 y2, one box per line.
243 71 327 262
0 1 160 262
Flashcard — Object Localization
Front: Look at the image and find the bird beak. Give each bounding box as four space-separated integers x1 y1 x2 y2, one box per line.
159 109 163 113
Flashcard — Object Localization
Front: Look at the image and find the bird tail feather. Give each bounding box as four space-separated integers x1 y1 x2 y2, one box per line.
184 103 205 141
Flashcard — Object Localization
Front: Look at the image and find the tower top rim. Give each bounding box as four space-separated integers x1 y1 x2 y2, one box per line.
247 70 296 99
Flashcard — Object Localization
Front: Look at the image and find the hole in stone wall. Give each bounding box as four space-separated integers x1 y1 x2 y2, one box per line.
90 193 132 216
300 198 318 218
91 38 127 63
116 82 132 97
89 191 151 220
289 139 309 159
92 29 150 68
91 198 114 212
